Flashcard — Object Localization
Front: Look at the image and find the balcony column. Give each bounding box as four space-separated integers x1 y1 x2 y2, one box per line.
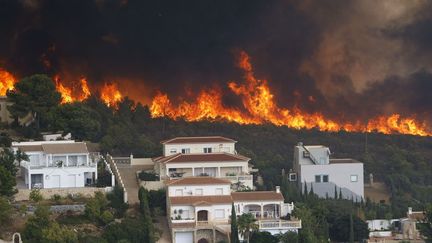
86 154 89 166
217 167 221 177
260 204 264 219
66 155 69 167
28 173 31 189
192 167 195 176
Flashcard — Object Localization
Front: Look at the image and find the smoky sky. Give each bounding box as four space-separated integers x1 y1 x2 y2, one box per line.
1 0 432 123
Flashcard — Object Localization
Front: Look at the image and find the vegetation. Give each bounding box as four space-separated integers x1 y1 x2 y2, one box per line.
230 203 240 243
237 213 259 243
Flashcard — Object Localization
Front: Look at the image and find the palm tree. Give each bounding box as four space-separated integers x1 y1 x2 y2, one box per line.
237 213 258 243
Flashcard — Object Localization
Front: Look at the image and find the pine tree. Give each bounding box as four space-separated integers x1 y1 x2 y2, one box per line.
138 187 155 243
303 181 308 200
230 204 240 243
349 213 354 243
334 185 338 199
309 183 314 196
339 187 343 200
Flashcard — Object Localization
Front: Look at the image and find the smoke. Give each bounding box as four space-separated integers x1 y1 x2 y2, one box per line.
1 0 432 123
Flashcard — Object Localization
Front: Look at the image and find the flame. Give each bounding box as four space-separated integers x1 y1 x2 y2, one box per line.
0 69 17 95
79 77 91 101
150 51 432 136
100 83 123 107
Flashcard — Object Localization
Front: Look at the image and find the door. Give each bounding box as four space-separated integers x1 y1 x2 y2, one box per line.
197 210 208 221
51 175 60 188
174 232 193 243
67 174 76 187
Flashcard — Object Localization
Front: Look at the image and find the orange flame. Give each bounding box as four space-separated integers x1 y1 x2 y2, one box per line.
79 77 91 101
150 51 432 136
0 69 17 95
100 83 123 107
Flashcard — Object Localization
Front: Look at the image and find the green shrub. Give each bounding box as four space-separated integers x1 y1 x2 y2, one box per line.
138 171 158 181
29 189 43 203
100 210 114 225
50 194 62 203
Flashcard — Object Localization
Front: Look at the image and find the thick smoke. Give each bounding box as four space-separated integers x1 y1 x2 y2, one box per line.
1 0 432 123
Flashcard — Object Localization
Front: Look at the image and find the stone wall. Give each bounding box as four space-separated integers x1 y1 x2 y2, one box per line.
14 186 112 201
139 181 165 191
196 229 213 243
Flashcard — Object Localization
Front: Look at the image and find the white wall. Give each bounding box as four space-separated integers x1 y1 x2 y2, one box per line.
294 145 330 166
163 161 249 177
168 184 231 197
28 167 97 188
300 163 364 198
163 142 235 156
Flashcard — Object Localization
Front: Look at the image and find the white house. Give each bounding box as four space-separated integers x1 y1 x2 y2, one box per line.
167 177 301 243
292 142 364 201
154 136 254 189
12 140 98 189
161 136 237 156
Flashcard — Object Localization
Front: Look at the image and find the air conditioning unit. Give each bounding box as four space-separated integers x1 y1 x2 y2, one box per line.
289 173 297 182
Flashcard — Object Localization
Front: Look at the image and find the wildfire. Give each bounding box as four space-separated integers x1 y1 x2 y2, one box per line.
100 83 123 107
150 51 432 136
0 69 17 95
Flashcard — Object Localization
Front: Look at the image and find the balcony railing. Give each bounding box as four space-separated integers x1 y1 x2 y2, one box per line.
258 219 302 229
22 161 97 169
221 174 253 181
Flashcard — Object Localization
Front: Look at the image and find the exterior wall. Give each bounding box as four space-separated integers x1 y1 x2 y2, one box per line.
294 145 330 166
163 142 235 156
27 166 97 189
300 163 364 199
163 161 249 177
15 186 112 201
168 184 231 197
368 219 394 231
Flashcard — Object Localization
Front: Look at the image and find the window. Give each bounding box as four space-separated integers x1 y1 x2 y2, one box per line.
215 188 223 195
175 189 183 196
181 148 190 154
315 175 321 183
322 175 329 183
169 149 177 154
203 147 212 153
214 209 225 219
195 189 203 195
350 175 358 182
289 173 297 181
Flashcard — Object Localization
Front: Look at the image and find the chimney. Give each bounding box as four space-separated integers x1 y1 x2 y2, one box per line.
275 186 281 193
297 142 303 146
408 207 412 215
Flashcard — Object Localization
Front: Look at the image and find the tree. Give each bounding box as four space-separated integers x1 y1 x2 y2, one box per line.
85 191 108 223
329 214 369 242
0 166 16 197
22 205 51 242
349 214 354 243
41 222 78 243
230 204 240 243
278 231 299 243
138 187 155 243
7 74 61 130
334 185 338 199
29 189 43 202
0 196 12 226
419 203 432 242
49 103 101 141
249 231 278 243
237 213 258 243
339 188 343 200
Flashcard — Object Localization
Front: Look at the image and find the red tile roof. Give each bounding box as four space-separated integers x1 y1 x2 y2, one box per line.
161 136 236 144
154 153 249 164
166 177 231 186
231 191 284 202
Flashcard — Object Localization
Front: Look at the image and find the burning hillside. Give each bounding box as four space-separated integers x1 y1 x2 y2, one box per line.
0 50 430 136
150 51 432 136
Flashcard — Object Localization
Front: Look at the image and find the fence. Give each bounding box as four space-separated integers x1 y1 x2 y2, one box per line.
106 154 128 203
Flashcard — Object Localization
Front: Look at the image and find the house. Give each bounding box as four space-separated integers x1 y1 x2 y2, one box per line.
367 207 425 240
154 136 254 189
292 142 364 201
0 96 33 126
12 140 98 189
167 177 301 243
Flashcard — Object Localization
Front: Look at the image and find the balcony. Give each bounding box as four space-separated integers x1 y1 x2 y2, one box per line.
21 161 97 170
258 219 302 230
